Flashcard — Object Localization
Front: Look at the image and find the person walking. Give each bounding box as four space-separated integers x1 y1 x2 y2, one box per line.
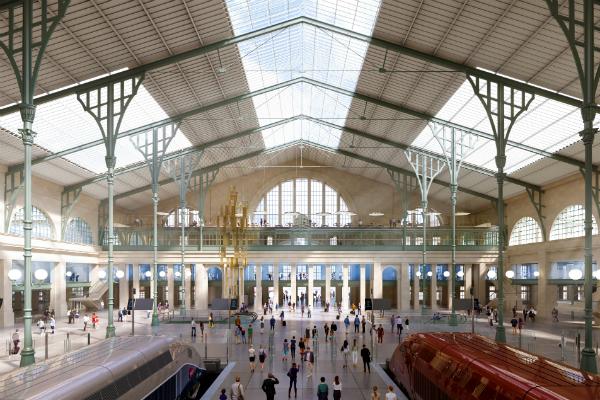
307 306 311 318
510 317 518 335
191 319 197 337
305 346 315 377
230 376 244 400
390 314 395 333
282 338 290 362
385 385 398 400
299 337 306 360
248 345 256 372
219 388 228 400
258 346 267 370
49 317 56 334
317 377 329 400
241 327 247 344
361 344 371 373
200 321 205 337
323 323 330 343
351 339 358 367
11 329 20 355
354 315 360 333
83 314 89 331
270 315 276 331
395 315 402 334
371 385 380 400
361 316 366 334
377 324 384 343
248 324 253 344
332 376 342 400
287 362 299 398
260 316 265 334
341 339 349 368
209 312 214 328
344 316 350 332
261 373 279 400
290 336 297 360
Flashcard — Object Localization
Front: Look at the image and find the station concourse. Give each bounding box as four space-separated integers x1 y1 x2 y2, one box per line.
0 0 600 399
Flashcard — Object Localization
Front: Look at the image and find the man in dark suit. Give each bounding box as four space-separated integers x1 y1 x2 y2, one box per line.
360 344 371 373
261 373 279 400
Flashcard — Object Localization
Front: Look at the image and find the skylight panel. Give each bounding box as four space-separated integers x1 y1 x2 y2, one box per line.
410 79 587 175
0 84 192 174
225 0 382 149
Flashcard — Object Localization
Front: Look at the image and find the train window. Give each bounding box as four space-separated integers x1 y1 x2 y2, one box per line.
414 369 451 400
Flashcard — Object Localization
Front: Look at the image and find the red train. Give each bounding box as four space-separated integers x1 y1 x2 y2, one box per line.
389 332 600 399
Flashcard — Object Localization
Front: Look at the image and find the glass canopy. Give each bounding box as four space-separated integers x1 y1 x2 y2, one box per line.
225 0 382 148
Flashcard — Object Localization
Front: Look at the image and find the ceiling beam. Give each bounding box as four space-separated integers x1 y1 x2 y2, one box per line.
63 116 303 192
303 116 541 191
23 76 590 176
105 139 496 203
0 16 585 117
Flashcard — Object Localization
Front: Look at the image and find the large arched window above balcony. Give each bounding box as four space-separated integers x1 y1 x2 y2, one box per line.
64 217 93 245
509 217 543 246
253 178 351 227
549 205 598 240
165 207 199 227
9 206 54 240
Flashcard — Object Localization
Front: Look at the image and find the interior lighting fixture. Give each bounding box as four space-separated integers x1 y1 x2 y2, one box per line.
314 212 331 217
505 270 515 279
369 212 384 217
533 271 540 277
145 271 152 278
66 271 73 277
115 270 125 279
486 270 497 280
443 270 450 278
185 269 192 277
415 271 422 278
8 269 22 281
569 269 583 280
175 271 182 278
34 269 48 281
159 270 166 278
427 271 433 277
455 211 471 216
456 270 465 278
593 270 600 280
98 270 107 279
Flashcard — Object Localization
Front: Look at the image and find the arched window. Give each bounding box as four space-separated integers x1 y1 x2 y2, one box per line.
9 206 54 240
401 208 441 227
165 208 199 227
64 217 93 245
509 217 543 246
549 205 598 240
253 178 351 227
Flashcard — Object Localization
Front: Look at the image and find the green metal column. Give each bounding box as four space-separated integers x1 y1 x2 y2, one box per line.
18 0 35 366
580 0 598 373
106 155 116 338
0 0 69 367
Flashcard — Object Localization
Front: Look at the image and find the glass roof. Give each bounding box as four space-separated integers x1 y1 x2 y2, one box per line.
411 79 595 174
225 0 382 149
0 84 192 174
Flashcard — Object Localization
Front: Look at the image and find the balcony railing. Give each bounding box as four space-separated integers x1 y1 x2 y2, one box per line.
100 226 499 252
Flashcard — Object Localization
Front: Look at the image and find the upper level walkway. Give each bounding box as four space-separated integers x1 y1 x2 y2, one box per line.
103 226 499 252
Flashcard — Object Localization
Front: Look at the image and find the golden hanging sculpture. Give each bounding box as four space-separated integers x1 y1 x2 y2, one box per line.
218 186 249 302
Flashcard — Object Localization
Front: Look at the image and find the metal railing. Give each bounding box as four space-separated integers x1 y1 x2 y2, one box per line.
100 226 499 252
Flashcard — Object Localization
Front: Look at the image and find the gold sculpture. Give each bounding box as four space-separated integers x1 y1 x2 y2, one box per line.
218 186 249 303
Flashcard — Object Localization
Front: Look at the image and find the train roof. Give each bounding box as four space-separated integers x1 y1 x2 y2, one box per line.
406 333 600 398
0 336 177 400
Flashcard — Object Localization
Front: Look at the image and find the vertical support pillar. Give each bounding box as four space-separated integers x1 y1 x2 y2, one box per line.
536 250 550 321
342 264 350 310
373 262 382 298
465 264 473 305
430 266 438 311
51 261 67 318
359 265 366 311
184 265 191 311
131 265 140 300
477 263 487 305
412 264 421 312
291 264 297 306
196 264 208 310
0 259 15 328
273 264 280 307
255 264 262 312
399 264 410 312
307 265 314 308
118 264 128 310
326 265 332 307
167 265 175 309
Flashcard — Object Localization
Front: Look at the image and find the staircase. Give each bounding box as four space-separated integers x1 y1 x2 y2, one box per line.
70 281 108 311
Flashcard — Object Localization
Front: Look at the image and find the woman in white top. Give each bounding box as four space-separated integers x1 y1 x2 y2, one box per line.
248 345 256 372
385 385 398 400
230 376 244 400
351 338 359 367
333 375 342 400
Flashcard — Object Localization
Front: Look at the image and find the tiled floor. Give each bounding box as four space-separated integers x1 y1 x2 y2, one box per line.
1 308 599 399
